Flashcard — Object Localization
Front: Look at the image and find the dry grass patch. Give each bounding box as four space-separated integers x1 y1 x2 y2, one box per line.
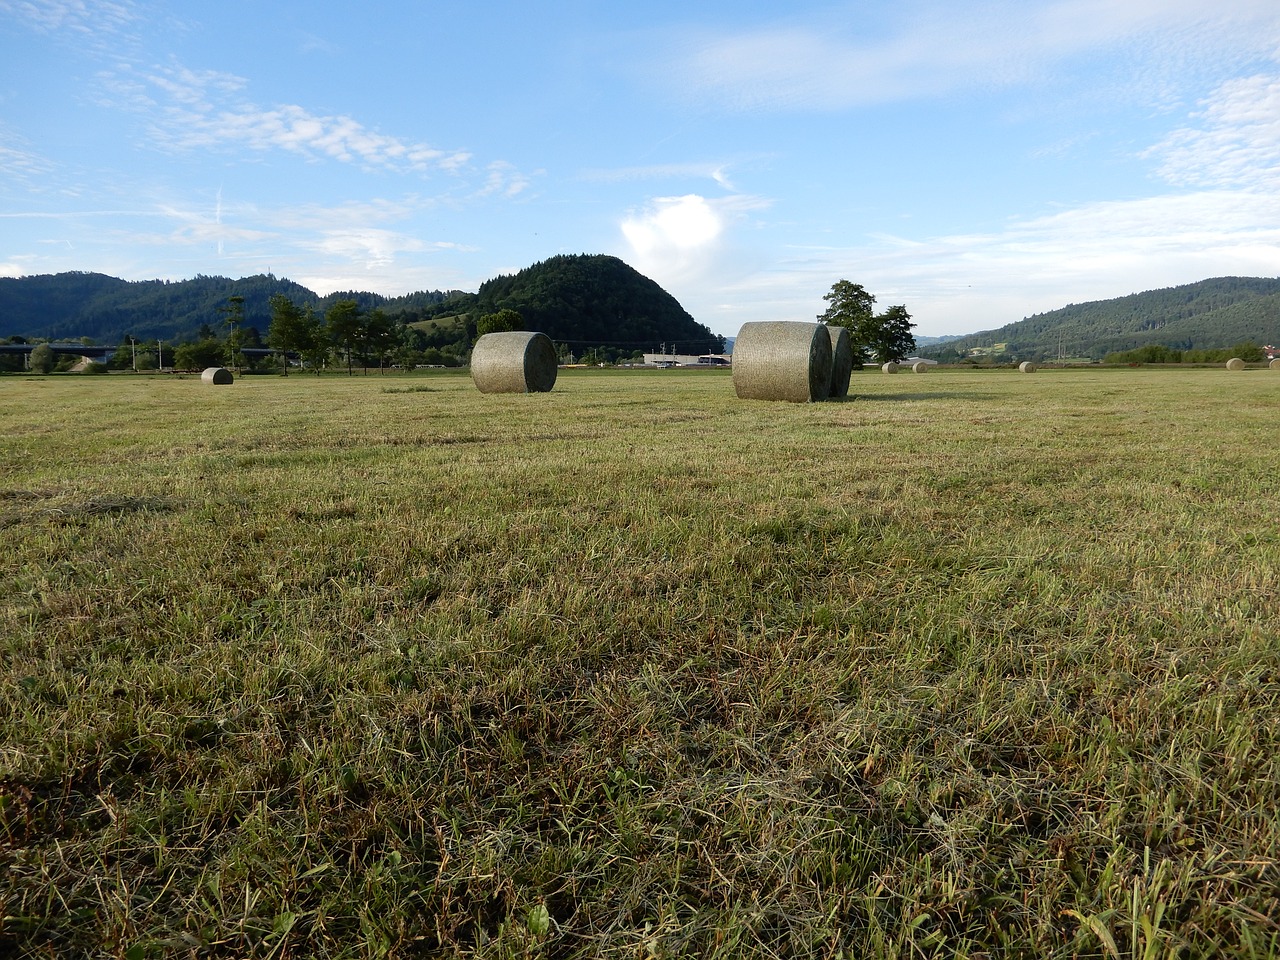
2 368 1279 958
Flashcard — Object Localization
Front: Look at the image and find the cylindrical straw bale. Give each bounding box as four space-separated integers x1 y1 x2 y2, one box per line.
825 324 853 398
732 321 833 402
912 361 930 374
1270 357 1280 370
471 331 558 393
1018 361 1037 373
1225 357 1245 371
881 361 899 374
201 367 233 384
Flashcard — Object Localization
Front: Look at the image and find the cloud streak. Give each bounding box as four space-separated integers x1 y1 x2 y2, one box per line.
99 62 474 176
1145 74 1280 189
657 0 1280 112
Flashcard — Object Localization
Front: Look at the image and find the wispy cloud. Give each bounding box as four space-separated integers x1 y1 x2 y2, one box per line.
477 161 535 199
656 0 1280 112
98 62 476 176
581 161 739 190
0 140 54 182
674 185 1280 336
0 0 144 38
1145 74 1280 189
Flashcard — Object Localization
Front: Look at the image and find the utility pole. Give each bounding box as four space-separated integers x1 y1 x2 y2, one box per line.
130 337 137 372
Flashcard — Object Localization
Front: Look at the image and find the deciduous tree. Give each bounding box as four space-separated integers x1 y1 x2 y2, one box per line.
325 299 363 376
29 342 54 374
818 280 916 365
476 308 523 337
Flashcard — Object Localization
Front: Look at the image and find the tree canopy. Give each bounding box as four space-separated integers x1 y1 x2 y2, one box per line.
819 280 916 365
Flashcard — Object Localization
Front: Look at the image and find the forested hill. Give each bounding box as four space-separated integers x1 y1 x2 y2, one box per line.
927 277 1280 360
0 255 719 352
439 254 722 353
0 272 464 345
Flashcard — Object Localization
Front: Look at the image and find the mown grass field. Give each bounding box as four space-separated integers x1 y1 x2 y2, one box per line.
2 366 1279 959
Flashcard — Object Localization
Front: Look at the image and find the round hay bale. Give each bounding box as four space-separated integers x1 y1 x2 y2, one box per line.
881 361 900 374
1271 357 1280 370
825 324 853 398
471 331 558 393
201 367 233 384
732 321 833 402
1225 357 1245 371
911 361 930 374
1018 361 1038 373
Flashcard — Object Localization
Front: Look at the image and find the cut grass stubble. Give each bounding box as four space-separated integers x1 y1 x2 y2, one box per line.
2 367 1279 958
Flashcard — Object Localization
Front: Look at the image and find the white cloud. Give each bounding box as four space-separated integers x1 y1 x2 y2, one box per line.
0 0 144 39
1145 74 1280 189
96 61 497 182
622 194 725 257
618 193 774 317
657 0 1280 112
0 140 54 182
477 161 534 199
684 186 1280 338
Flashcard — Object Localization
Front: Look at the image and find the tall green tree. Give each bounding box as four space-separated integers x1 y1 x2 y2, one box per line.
28 342 54 374
868 304 916 364
818 281 916 365
267 294 321 375
818 280 877 366
325 299 363 376
364 308 399 373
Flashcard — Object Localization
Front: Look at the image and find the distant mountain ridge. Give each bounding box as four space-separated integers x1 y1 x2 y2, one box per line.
0 255 721 352
927 277 1280 360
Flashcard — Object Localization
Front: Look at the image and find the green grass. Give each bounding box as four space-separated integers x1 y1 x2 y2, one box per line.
2 366 1279 958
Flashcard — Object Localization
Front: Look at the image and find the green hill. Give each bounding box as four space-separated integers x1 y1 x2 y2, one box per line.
0 272 329 345
438 254 723 353
0 255 719 354
927 277 1280 361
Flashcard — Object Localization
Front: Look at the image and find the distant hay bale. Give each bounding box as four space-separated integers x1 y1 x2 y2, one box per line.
912 361 930 374
1271 358 1280 370
732 321 833 402
881 361 900 374
825 325 853 398
1018 361 1038 373
201 367 233 385
1225 357 1245 371
471 331 558 393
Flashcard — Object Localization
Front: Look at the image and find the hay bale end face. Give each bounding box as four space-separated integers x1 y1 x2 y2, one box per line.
881 361 900 374
201 367 233 384
1271 357 1280 370
912 361 930 374
825 324 853 398
1225 357 1245 371
1019 361 1038 373
471 331 558 393
733 321 833 402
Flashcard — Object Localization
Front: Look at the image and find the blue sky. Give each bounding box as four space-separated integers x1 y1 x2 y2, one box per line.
2 0 1279 339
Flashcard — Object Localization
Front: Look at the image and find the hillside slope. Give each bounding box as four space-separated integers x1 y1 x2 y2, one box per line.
929 277 1280 360
0 256 718 353
446 254 722 352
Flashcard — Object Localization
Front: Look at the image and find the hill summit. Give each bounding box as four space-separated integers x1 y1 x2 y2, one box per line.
458 254 722 353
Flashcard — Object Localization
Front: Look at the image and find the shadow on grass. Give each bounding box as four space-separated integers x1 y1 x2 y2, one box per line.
835 392 1000 402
